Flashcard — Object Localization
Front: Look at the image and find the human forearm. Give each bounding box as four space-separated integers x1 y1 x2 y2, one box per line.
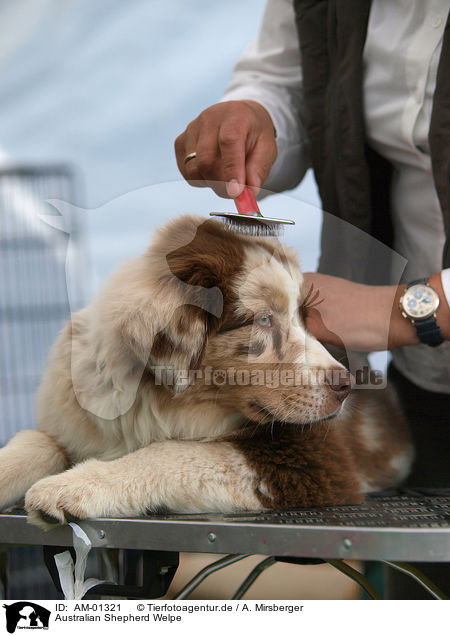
303 272 450 351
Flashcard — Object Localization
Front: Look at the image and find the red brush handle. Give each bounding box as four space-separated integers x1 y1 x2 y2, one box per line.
234 186 261 216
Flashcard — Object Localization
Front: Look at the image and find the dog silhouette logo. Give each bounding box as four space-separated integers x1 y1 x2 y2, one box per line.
3 602 50 633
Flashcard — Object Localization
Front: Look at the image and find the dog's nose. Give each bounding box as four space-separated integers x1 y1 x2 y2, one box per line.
326 369 352 402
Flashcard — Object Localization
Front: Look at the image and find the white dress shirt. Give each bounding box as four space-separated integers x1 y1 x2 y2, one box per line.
222 0 450 393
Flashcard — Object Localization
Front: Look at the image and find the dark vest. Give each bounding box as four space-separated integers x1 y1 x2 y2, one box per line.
293 0 450 277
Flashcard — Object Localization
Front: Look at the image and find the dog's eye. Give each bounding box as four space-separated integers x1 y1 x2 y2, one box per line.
256 314 272 328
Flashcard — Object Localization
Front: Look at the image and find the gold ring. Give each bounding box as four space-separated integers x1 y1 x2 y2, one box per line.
183 152 197 165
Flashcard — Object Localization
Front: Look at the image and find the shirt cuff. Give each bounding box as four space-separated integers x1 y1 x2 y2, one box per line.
441 268 450 308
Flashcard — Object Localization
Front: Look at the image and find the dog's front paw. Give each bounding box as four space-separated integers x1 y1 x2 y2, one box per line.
25 471 94 530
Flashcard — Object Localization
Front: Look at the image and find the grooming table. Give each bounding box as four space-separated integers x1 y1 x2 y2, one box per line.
1 490 449 599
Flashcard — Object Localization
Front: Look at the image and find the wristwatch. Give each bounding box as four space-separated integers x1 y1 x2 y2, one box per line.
399 278 444 347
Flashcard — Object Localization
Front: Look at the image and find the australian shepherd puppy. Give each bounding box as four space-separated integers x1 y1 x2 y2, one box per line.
0 216 412 528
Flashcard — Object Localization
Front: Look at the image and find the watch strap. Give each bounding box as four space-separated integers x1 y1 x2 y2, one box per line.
406 278 444 347
414 317 444 347
406 278 428 288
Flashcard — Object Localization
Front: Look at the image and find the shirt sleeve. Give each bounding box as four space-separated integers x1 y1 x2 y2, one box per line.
220 0 310 194
441 268 450 309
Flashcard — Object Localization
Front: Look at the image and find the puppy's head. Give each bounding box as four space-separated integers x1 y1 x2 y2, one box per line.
92 215 350 423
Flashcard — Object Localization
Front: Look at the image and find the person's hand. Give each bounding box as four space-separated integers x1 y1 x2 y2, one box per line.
302 273 385 351
174 100 277 198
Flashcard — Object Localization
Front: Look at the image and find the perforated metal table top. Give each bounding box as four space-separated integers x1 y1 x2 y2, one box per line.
1 490 449 562
221 491 450 528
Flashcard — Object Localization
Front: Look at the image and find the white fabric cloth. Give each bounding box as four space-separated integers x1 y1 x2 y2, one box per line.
54 523 108 600
222 0 450 392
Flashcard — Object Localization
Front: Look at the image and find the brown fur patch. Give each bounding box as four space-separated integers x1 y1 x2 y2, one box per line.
151 332 176 359
166 220 245 316
231 423 364 508
235 341 266 357
272 324 284 360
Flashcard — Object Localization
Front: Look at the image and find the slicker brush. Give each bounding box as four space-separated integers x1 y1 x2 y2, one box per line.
210 186 295 237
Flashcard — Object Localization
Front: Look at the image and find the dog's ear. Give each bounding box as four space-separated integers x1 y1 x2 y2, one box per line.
120 218 245 392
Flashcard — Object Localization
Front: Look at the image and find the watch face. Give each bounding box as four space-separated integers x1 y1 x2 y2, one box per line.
401 284 440 319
